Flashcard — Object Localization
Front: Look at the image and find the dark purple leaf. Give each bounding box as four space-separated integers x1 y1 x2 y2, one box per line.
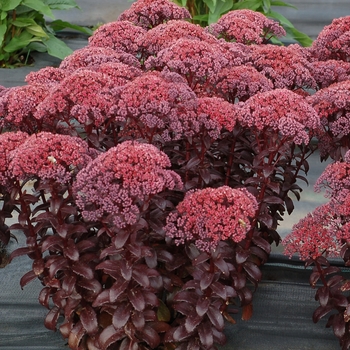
200 272 214 290
213 257 230 276
68 322 86 349
112 303 132 329
39 287 52 308
48 256 68 278
119 337 139 350
41 235 64 252
172 325 191 342
44 306 60 331
62 275 77 295
20 270 37 288
110 279 129 302
210 282 227 299
92 290 110 307
332 313 346 338
128 288 146 311
323 266 341 276
138 325 160 348
32 258 45 275
76 239 97 253
185 312 203 332
252 236 271 254
235 248 249 264
344 305 350 322
313 305 333 323
341 280 350 291
77 277 102 296
65 238 79 261
196 296 210 317
185 243 201 260
143 291 159 307
232 273 246 290
9 247 32 261
183 156 200 171
80 305 98 335
174 290 199 304
316 286 329 307
120 260 132 281
212 326 227 345
114 230 130 249
207 305 224 330
144 248 157 269
192 252 210 266
198 321 213 348
71 261 94 279
243 261 262 283
237 287 253 304
131 311 145 330
328 275 343 288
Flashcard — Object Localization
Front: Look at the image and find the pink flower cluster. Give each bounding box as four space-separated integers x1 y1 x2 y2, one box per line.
140 20 218 56
145 38 228 90
25 67 68 86
118 0 191 29
74 141 182 228
210 65 273 102
207 9 286 44
165 186 258 252
250 44 316 90
0 131 29 186
8 132 96 184
113 71 197 141
233 89 320 144
0 84 50 132
283 204 345 260
59 46 140 72
35 69 117 128
88 21 147 56
310 16 350 62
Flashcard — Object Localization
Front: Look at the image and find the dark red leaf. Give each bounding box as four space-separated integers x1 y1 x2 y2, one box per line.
39 287 52 308
235 249 249 264
213 258 230 276
313 305 333 323
77 278 102 297
132 266 150 288
48 256 68 278
185 312 203 332
112 303 132 329
263 195 284 205
138 325 160 348
185 243 201 260
196 297 210 317
71 261 94 279
323 266 341 276
172 325 191 342
252 236 271 254
32 258 45 275
232 273 246 290
327 275 343 288
76 239 97 253
65 239 79 261
243 261 262 284
242 303 253 321
332 313 346 338
131 311 145 330
41 235 64 252
341 279 350 291
207 305 224 330
316 286 329 307
44 306 60 331
200 272 214 290
110 279 129 302
92 290 110 307
284 196 295 215
119 337 139 350
237 287 253 304
128 288 146 311
62 275 77 295
20 270 37 288
309 271 321 287
198 321 213 348
114 230 130 249
68 321 86 350
80 305 98 335
9 247 32 261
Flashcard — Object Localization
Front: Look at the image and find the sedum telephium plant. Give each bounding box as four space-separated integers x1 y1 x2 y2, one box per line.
1 0 350 348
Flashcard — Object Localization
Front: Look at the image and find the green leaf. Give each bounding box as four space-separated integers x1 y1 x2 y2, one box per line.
11 18 37 27
27 40 47 51
285 26 313 47
205 0 234 24
44 0 80 10
26 24 49 37
49 19 93 35
270 0 297 9
22 0 55 19
0 23 7 47
231 0 261 11
42 33 72 59
1 11 7 20
4 31 39 53
0 0 23 12
267 10 294 27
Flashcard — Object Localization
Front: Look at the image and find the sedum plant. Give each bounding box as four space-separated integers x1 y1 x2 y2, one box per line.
0 0 93 67
1 0 350 348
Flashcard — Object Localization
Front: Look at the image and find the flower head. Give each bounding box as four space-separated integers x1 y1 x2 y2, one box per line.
88 21 147 56
233 89 320 144
207 9 285 44
283 204 344 260
59 46 140 72
165 186 258 252
25 67 68 86
145 38 228 89
250 44 316 90
8 132 96 184
0 84 50 132
0 131 29 186
113 70 197 141
74 140 183 228
140 20 218 56
118 0 191 29
310 16 350 62
35 69 117 128
209 65 273 103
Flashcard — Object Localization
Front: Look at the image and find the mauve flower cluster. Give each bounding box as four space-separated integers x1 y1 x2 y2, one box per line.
310 16 350 62
0 84 50 132
0 131 28 186
74 141 182 228
8 132 96 184
25 67 68 86
118 0 191 29
88 21 147 56
233 89 320 144
207 9 286 44
165 186 258 252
